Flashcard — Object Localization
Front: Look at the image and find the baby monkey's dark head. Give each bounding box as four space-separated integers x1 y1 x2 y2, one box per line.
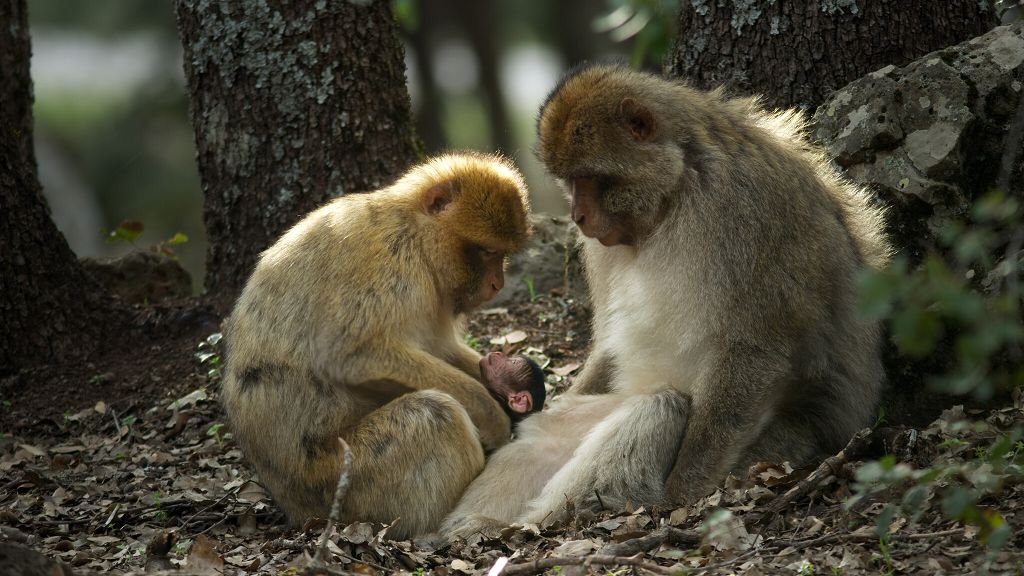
535 63 688 247
479 352 546 422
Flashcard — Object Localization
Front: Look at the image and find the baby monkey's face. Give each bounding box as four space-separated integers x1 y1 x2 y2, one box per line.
479 352 542 417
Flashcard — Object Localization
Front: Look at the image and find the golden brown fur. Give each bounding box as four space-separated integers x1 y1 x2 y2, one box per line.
221 153 531 539
442 64 890 538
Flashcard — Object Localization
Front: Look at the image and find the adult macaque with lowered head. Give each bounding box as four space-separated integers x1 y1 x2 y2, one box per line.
221 153 531 539
443 64 890 539
479 352 546 423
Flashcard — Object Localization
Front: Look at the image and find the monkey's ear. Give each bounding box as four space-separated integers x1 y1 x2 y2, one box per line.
422 181 459 215
619 97 656 142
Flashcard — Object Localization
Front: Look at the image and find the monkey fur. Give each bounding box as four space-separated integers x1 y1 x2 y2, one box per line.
442 64 890 538
221 152 531 539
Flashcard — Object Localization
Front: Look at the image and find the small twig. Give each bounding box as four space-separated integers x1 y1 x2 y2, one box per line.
501 552 674 576
690 547 759 574
772 526 964 552
109 407 123 442
598 525 700 556
306 438 353 574
181 490 235 530
749 428 873 526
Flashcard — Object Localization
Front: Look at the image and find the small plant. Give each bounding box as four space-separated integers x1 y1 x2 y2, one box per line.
522 276 539 302
103 219 189 258
797 559 815 576
463 333 483 351
195 333 223 380
207 423 226 445
153 491 169 524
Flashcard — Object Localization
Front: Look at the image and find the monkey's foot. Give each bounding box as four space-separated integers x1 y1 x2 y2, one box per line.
441 514 509 542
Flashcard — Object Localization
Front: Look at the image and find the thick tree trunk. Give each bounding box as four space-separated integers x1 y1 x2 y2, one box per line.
666 0 998 109
0 0 116 375
1 0 36 174
175 0 421 303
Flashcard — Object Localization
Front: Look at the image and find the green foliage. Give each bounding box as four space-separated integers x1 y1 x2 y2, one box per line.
522 276 539 302
392 0 417 31
463 333 484 352
103 219 190 259
593 0 680 67
857 191 1023 401
195 333 223 380
207 422 226 445
849 190 1023 549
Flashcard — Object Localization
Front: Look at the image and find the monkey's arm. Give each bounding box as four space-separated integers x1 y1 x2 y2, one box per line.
448 342 484 380
663 341 789 503
361 347 512 450
568 350 616 395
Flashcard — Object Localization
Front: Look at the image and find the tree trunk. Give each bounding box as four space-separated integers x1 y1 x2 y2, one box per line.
666 0 998 110
0 0 116 375
175 0 421 304
1 0 37 175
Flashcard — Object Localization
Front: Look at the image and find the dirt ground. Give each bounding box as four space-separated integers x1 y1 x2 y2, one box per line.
1 293 1023 575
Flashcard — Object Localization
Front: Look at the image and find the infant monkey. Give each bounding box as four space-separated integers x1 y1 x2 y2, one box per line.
479 352 546 422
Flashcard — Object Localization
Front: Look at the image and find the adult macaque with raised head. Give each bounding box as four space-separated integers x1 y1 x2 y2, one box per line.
221 153 532 539
479 352 546 423
443 64 890 539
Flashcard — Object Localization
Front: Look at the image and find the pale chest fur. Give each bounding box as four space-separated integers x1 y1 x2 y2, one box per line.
587 240 713 397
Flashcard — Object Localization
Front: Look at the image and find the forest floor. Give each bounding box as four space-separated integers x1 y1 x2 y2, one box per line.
2 293 1023 575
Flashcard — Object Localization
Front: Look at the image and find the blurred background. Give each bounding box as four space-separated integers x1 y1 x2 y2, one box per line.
28 0 677 293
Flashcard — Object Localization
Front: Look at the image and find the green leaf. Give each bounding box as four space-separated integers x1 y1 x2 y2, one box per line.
107 219 144 244
165 232 189 246
941 487 970 518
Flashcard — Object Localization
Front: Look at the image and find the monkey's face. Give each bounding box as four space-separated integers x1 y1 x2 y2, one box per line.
479 352 545 421
536 65 687 246
569 176 635 246
455 246 507 313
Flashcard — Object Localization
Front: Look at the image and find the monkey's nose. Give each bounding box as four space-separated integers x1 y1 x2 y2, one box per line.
572 206 586 226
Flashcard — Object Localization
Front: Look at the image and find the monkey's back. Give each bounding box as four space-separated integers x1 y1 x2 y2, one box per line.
220 189 435 521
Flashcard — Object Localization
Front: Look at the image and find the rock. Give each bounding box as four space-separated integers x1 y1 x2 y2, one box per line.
0 542 74 576
80 251 193 304
489 214 587 307
814 23 1024 425
814 22 1024 264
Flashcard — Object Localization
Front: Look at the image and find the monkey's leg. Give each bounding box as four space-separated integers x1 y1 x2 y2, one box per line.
441 394 621 540
733 411 834 474
568 350 616 395
520 389 689 523
340 390 486 540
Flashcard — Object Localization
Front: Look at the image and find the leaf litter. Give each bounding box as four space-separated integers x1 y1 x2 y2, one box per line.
1 294 1023 574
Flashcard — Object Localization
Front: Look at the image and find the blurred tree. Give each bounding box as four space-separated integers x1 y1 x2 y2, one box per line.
175 0 420 305
406 0 449 153
453 0 514 155
666 0 998 109
0 0 124 375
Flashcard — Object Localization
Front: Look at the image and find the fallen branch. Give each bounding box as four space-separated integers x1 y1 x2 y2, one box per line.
501 552 675 576
598 525 699 556
748 428 873 526
305 438 354 575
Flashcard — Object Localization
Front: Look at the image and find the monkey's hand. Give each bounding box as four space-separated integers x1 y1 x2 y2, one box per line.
368 348 512 450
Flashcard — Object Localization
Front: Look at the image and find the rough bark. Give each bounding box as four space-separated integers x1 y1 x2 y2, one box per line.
175 0 421 303
666 0 998 110
0 0 115 375
0 0 37 174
